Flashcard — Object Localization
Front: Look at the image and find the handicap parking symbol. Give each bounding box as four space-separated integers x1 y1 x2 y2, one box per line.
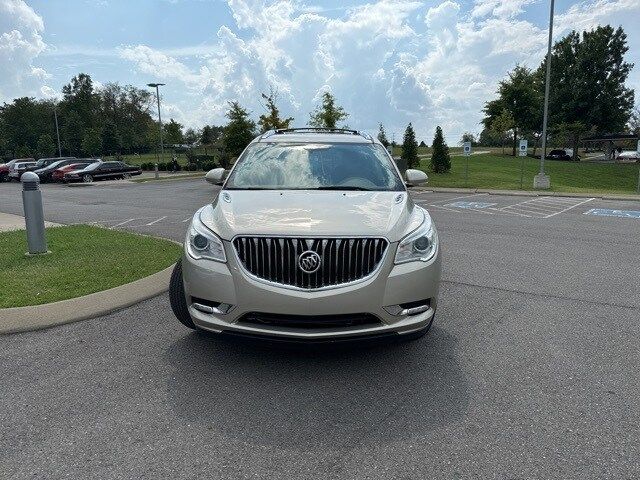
584 208 640 219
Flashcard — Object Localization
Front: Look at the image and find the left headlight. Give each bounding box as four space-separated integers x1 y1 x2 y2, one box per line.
394 211 438 264
186 213 226 263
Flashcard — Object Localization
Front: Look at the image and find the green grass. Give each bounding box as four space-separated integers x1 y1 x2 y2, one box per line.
0 225 181 308
131 172 205 183
420 154 640 194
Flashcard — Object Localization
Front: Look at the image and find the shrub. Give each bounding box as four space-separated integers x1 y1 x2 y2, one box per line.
430 126 451 173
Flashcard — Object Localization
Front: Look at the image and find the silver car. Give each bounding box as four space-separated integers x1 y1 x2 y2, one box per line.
170 128 441 342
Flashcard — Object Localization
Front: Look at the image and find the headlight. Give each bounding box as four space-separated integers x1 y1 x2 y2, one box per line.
395 211 438 264
186 213 226 262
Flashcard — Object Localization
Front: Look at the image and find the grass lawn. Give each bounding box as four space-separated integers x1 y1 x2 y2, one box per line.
421 154 640 194
0 225 181 308
131 172 205 183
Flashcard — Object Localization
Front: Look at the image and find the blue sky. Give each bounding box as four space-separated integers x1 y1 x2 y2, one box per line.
2 0 639 142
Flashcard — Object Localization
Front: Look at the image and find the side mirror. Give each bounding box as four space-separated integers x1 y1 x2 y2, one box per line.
405 169 428 186
205 168 226 185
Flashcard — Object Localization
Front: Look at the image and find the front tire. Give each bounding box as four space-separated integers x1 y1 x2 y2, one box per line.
169 259 196 329
82 174 93 183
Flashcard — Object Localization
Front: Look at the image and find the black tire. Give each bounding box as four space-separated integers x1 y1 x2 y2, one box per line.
169 259 196 329
82 174 93 183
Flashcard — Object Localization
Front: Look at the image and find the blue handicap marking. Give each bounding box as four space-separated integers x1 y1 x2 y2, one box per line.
585 208 640 219
445 201 497 209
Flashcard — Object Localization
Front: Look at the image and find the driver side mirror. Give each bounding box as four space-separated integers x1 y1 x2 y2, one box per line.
205 168 227 185
405 169 428 187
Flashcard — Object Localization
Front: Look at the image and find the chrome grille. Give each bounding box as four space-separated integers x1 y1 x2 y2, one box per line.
232 237 388 289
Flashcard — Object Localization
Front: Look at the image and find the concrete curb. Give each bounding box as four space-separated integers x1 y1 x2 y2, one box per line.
0 263 174 335
416 187 640 202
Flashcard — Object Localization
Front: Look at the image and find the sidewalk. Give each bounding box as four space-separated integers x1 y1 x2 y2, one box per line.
417 186 640 202
0 212 60 232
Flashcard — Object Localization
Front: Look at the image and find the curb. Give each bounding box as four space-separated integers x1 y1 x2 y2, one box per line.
416 187 640 202
0 263 175 335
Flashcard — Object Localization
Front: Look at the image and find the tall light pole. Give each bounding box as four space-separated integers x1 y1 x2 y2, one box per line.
53 105 62 157
534 0 554 189
147 83 166 163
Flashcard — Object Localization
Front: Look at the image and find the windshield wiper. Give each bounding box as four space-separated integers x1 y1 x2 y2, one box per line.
313 186 374 191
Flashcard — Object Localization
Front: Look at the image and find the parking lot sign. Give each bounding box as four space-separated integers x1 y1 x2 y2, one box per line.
463 142 471 156
519 139 528 157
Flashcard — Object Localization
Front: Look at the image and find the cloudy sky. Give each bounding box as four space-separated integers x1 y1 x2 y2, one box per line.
1 0 639 142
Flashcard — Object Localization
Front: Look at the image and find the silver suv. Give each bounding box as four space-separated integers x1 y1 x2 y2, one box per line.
170 128 441 342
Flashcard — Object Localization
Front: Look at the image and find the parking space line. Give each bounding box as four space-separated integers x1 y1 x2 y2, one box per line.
424 203 462 213
146 216 167 226
112 218 136 227
544 197 594 218
429 193 488 204
487 207 532 217
182 217 191 222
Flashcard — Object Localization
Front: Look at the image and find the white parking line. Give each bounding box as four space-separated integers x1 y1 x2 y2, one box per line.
146 216 167 226
544 197 594 218
429 193 488 204
112 218 136 227
182 217 191 223
424 203 462 213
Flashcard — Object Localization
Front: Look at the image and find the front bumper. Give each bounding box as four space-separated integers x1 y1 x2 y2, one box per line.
181 239 441 340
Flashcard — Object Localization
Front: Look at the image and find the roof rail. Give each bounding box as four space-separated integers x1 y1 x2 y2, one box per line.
274 127 360 135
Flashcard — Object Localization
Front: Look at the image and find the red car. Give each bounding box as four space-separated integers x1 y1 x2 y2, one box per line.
0 158 35 182
52 161 96 182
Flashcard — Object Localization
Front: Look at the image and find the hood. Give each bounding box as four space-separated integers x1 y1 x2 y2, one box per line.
200 190 422 243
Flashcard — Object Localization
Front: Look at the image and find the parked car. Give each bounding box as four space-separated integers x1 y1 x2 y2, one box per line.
63 161 142 183
0 158 34 182
34 158 98 183
8 161 38 180
51 161 98 182
544 149 580 161
27 157 77 173
617 150 640 161
169 128 441 343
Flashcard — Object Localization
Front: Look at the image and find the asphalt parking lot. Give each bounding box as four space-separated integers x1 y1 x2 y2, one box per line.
1 179 639 479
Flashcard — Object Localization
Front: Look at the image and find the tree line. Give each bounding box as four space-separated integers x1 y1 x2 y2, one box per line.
480 25 635 160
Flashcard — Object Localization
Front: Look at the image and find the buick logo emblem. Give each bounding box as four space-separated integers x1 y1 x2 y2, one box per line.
298 250 321 274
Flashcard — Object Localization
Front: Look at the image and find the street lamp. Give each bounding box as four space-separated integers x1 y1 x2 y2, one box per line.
147 83 166 163
534 0 554 189
53 104 62 157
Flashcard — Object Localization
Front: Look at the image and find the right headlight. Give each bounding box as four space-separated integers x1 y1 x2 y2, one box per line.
186 211 226 263
394 211 438 264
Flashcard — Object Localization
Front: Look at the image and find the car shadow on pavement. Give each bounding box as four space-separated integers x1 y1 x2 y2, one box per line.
164 326 469 452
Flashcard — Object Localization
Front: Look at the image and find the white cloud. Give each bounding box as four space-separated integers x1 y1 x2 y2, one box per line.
118 0 640 141
0 0 51 102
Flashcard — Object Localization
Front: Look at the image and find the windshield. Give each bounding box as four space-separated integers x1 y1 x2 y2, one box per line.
225 142 404 191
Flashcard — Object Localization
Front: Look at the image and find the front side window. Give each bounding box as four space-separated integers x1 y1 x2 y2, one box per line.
225 142 404 191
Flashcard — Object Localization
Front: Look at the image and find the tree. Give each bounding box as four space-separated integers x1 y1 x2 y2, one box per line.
63 110 84 155
102 121 122 156
491 109 514 154
222 102 256 167
430 126 451 173
482 65 542 156
629 106 640 135
82 129 102 156
258 89 293 132
200 125 224 145
419 140 427 148
377 123 390 148
163 119 184 145
540 26 635 160
36 134 55 158
183 128 199 145
309 92 348 129
61 73 99 130
459 132 476 146
401 123 419 169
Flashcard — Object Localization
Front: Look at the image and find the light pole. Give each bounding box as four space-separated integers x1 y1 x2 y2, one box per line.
53 105 62 157
147 83 166 163
534 0 554 189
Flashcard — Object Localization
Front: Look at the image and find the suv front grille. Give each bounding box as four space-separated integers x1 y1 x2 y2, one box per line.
232 236 388 289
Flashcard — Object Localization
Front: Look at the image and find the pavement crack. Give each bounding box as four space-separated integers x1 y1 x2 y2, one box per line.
442 279 638 311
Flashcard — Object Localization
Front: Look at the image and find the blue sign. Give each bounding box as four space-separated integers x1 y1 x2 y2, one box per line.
585 208 640 219
446 201 497 209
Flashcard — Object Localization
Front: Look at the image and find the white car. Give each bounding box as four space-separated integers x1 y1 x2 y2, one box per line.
617 150 640 161
170 128 442 343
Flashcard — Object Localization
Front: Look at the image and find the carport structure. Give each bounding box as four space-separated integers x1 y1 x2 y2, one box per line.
583 133 639 161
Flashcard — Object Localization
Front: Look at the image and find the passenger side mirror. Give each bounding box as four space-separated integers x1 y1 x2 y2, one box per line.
205 168 227 185
405 169 428 187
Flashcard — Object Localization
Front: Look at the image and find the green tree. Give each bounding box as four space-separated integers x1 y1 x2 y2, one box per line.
258 89 293 132
36 134 55 158
102 121 122 156
419 140 427 148
430 126 451 173
183 128 199 145
629 106 640 135
163 119 184 145
200 125 224 145
540 26 635 159
377 123 390 148
309 92 348 129
63 110 84 155
61 73 99 131
222 102 256 167
482 65 542 156
401 123 419 169
459 132 476 146
0 97 56 154
490 109 514 154
82 129 102 156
